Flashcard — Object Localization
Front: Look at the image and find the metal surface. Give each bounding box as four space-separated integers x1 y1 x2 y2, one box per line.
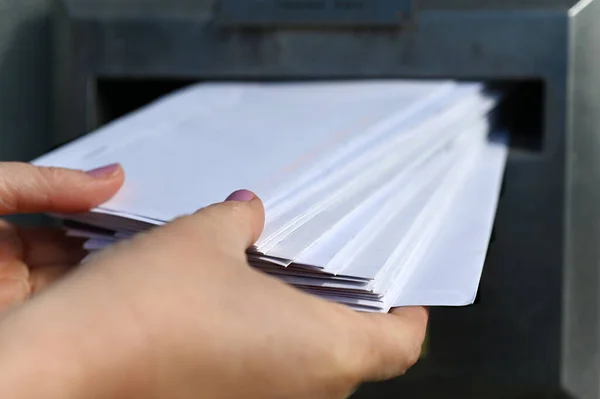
215 0 415 28
51 0 599 397
419 0 578 10
0 0 51 162
564 1 600 398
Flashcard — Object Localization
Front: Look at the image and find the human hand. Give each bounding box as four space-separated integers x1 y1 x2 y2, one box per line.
0 189 427 399
0 162 124 311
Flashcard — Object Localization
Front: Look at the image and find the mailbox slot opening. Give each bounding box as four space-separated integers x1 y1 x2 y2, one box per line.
94 77 545 153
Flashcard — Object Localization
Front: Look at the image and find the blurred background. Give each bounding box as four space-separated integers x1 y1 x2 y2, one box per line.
0 0 51 162
1 0 599 398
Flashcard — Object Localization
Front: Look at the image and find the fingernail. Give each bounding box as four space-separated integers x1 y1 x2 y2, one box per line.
86 163 120 178
225 189 255 202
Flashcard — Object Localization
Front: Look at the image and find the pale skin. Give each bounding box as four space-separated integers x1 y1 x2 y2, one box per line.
0 162 428 399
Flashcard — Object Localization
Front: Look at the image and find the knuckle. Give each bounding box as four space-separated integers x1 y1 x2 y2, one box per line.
350 312 426 381
35 166 56 183
202 202 250 235
390 338 423 377
30 167 56 207
221 201 249 221
403 340 423 368
156 213 219 248
328 311 372 385
191 202 247 225
156 216 196 241
0 178 18 212
38 166 62 180
334 348 364 384
37 166 72 189
323 348 364 396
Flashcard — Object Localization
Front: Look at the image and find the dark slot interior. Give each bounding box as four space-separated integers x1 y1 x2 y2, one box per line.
94 79 197 129
94 77 545 153
486 80 544 152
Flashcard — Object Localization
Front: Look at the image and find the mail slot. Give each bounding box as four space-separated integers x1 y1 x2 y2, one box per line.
51 0 600 397
89 78 545 155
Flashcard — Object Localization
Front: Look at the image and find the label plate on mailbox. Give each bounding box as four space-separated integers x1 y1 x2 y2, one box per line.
216 0 415 28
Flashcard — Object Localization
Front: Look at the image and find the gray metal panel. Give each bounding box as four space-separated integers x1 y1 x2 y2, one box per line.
419 0 578 10
215 0 416 27
59 0 581 15
564 1 600 398
0 0 51 162
53 7 570 146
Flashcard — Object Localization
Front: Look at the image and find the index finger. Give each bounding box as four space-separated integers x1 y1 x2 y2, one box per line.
0 162 124 215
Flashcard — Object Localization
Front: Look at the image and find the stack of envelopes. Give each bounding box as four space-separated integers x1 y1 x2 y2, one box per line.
32 80 508 313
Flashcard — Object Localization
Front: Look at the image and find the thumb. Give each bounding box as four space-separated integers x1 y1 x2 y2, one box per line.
167 189 265 253
0 162 124 215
